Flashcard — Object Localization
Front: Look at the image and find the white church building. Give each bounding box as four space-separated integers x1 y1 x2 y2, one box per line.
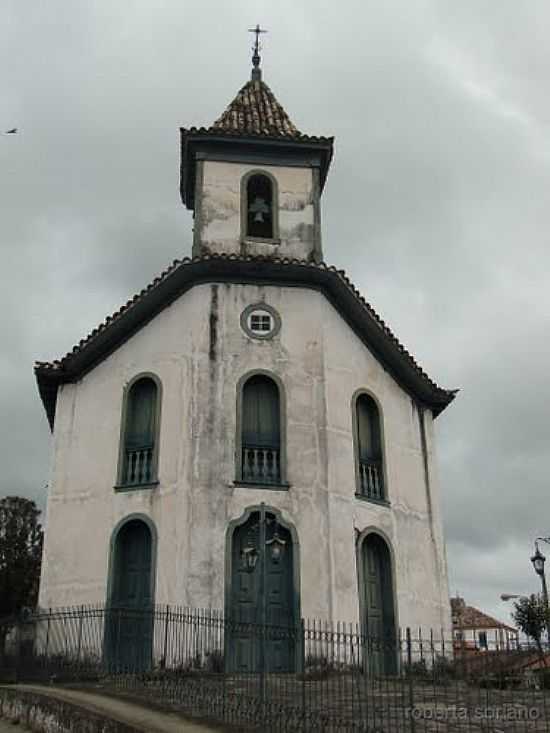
35 47 456 671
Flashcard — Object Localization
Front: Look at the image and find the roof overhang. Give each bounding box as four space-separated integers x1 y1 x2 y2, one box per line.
35 256 456 431
180 130 334 210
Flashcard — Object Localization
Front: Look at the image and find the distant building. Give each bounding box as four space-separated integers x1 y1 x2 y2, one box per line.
451 596 519 650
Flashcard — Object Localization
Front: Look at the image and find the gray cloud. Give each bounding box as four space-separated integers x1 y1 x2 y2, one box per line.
2 0 548 623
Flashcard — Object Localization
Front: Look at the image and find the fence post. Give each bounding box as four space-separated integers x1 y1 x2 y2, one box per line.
162 604 170 669
301 618 306 725
406 627 415 733
14 616 21 683
76 606 84 669
45 611 51 659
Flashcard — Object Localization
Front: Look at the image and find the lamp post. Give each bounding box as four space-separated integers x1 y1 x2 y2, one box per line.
531 539 550 644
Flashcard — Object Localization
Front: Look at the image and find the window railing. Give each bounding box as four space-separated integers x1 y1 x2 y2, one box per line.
242 445 281 485
123 445 154 486
358 458 384 501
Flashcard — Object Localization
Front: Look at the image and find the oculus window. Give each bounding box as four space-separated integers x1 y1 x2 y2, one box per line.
240 303 281 340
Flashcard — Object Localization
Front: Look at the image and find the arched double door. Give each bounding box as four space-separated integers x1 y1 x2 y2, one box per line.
106 517 154 671
359 532 397 676
227 507 298 673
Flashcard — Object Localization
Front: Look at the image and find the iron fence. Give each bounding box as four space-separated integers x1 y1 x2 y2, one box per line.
1 605 549 731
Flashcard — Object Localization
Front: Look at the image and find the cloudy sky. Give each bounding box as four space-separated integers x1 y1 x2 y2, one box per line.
2 0 549 624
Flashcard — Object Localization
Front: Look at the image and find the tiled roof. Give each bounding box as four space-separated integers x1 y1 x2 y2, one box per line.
180 79 332 145
35 254 457 429
451 597 516 632
211 79 300 138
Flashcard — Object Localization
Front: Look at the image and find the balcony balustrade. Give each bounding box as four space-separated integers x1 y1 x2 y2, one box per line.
124 446 153 486
359 458 383 500
242 445 281 485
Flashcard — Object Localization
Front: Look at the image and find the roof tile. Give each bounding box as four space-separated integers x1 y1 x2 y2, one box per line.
210 79 301 138
451 597 516 632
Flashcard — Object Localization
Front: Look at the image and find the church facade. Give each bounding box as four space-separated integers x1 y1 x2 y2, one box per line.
35 53 456 662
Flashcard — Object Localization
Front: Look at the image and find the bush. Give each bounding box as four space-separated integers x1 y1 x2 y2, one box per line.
403 659 429 679
535 668 550 690
206 648 224 673
432 655 456 686
403 656 455 686
298 654 335 681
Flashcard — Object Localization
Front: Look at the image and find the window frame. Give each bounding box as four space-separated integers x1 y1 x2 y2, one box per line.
240 302 282 341
115 372 162 491
235 369 289 490
240 169 280 243
351 388 389 505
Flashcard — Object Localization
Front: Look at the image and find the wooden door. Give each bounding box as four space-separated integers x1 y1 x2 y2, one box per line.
362 534 396 676
229 512 295 672
108 520 153 671
265 524 294 672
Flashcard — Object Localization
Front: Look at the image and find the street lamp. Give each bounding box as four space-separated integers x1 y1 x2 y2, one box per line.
531 539 550 643
532 544 546 577
532 541 549 600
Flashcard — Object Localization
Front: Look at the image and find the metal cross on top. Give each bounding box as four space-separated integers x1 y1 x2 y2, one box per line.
248 24 267 80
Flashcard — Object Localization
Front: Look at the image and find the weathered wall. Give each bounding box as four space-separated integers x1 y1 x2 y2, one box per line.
195 161 318 260
39 282 450 633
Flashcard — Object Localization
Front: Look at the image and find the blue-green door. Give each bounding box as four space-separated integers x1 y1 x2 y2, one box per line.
362 534 397 676
107 519 153 671
229 512 295 672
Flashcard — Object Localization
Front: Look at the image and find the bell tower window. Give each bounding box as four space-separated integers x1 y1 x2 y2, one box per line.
245 173 276 239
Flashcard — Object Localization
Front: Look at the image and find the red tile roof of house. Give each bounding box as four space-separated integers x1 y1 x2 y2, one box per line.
451 597 517 633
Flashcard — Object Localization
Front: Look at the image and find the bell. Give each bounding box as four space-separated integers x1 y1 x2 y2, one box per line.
249 196 269 224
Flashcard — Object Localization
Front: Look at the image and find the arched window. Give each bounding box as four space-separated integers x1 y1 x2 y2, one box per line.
241 375 281 484
118 376 160 487
246 173 274 239
355 394 384 501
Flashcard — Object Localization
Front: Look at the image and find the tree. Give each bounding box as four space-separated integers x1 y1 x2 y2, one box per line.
512 594 549 657
0 496 43 620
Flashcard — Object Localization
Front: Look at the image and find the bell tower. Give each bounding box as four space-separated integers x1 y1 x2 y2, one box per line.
180 30 333 262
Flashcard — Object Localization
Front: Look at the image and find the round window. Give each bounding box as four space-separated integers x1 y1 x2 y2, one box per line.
240 303 281 340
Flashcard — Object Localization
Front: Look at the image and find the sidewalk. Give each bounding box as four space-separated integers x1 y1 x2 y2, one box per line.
0 721 26 733
1 684 223 733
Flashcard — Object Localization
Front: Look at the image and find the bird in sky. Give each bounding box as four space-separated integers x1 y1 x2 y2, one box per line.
3 128 18 134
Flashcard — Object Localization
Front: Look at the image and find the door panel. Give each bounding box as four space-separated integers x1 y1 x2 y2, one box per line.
229 512 295 672
362 535 397 676
107 520 153 672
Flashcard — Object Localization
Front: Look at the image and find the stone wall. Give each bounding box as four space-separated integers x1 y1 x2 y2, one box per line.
0 687 138 733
